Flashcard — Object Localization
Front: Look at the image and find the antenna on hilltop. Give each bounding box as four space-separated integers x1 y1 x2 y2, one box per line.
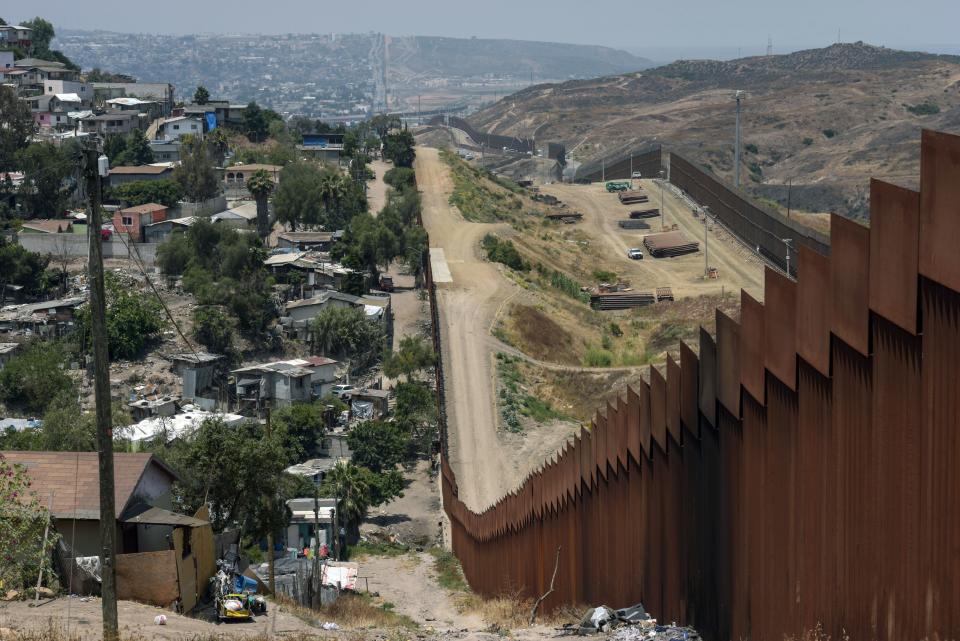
767 36 773 57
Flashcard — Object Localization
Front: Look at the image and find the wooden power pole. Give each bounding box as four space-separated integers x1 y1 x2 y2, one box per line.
84 145 119 641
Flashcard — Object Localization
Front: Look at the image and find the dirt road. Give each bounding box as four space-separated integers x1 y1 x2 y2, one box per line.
415 147 520 512
541 180 764 299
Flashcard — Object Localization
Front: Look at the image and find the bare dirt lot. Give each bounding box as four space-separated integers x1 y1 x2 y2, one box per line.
540 180 764 300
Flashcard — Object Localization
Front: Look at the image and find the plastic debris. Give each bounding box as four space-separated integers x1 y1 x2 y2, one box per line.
321 622 340 630
154 615 167 626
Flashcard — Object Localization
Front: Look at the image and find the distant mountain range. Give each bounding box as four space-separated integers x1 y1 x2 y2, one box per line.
469 42 960 217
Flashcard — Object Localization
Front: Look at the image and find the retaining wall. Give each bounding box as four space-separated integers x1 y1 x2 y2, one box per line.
437 129 960 641
17 233 159 265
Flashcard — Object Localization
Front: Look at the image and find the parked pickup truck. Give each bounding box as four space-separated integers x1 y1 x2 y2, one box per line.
378 275 394 291
627 248 644 260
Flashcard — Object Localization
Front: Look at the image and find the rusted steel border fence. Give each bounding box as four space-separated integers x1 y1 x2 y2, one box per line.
437 130 960 640
668 153 831 276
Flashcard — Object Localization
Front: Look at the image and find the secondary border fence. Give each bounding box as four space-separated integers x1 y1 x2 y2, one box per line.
434 129 960 641
574 147 663 183
428 115 535 154
668 153 830 276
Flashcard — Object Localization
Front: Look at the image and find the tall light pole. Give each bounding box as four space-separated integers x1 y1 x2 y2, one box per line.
658 169 666 231
734 90 744 188
601 157 605 183
703 205 711 278
630 155 634 185
783 238 793 276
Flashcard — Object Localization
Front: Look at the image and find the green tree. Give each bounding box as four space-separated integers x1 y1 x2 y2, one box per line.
0 454 59 591
273 162 323 231
383 335 435 382
0 86 35 171
154 418 292 534
207 128 229 166
193 86 210 105
0 238 51 307
173 136 220 203
15 143 72 217
272 402 327 457
347 420 407 473
383 130 416 168
309 306 385 368
0 342 74 415
192 306 235 355
111 179 183 208
114 130 154 166
76 273 164 360
246 169 275 239
243 102 269 143
393 381 438 456
320 461 368 540
21 17 77 70
38 392 131 452
383 167 415 191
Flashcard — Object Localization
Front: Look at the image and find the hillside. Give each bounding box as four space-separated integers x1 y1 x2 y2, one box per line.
469 42 960 217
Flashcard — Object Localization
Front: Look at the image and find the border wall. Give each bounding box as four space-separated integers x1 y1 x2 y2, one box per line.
574 147 662 183
669 153 830 275
428 116 535 154
435 129 960 641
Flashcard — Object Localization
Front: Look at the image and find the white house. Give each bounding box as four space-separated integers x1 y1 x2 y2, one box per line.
156 116 204 141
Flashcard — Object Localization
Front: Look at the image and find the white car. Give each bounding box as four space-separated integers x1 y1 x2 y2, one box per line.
631 171 643 179
627 248 644 260
330 384 356 400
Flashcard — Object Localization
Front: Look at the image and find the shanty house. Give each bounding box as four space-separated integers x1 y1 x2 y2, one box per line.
232 360 313 412
107 165 174 188
0 342 21 370
169 351 226 403
276 231 335 252
3 451 217 612
284 497 336 552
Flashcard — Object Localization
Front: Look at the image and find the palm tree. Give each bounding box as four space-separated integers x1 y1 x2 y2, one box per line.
246 170 275 239
323 461 370 543
207 128 229 166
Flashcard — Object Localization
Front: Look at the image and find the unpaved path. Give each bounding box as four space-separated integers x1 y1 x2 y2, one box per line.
415 147 518 512
542 180 764 299
367 159 392 215
359 552 485 631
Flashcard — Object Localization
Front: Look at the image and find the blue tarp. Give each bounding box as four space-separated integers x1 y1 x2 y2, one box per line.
205 112 218 132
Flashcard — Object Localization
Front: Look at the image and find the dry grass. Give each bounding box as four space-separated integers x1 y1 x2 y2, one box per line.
0 623 335 641
451 591 585 631
279 592 417 630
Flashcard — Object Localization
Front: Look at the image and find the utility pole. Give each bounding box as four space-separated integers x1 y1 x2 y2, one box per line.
265 401 275 595
783 238 793 277
734 90 743 188
658 169 666 231
630 156 634 185
786 178 793 219
84 145 119 641
703 205 711 277
601 158 605 183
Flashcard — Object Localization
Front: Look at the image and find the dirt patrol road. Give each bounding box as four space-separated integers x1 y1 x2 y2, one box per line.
415 146 521 512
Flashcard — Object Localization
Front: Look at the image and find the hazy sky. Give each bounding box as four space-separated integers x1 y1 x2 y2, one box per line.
8 0 959 51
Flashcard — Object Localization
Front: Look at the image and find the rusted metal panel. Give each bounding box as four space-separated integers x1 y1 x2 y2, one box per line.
638 379 652 458
680 341 700 437
617 395 629 470
666 355 683 445
831 214 871 356
627 387 642 464
740 290 766 403
797 244 831 376
699 328 718 427
919 129 960 293
764 267 798 390
650 366 668 453
869 179 920 335
716 309 741 417
595 414 609 481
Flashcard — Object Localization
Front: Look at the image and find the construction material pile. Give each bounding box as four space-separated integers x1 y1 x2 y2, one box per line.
643 231 699 258
656 287 674 301
563 604 701 640
618 219 651 229
630 209 660 219
619 190 649 205
590 291 656 310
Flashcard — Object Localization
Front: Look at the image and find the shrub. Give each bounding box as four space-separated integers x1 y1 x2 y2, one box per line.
802 137 814 146
592 269 617 283
906 102 941 116
383 166 416 191
192 306 235 355
481 234 529 271
0 342 74 414
584 347 614 367
745 143 759 154
822 129 836 139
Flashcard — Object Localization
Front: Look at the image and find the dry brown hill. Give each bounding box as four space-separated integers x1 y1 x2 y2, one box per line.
469 42 960 217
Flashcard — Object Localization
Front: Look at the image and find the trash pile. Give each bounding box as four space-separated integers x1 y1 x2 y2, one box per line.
562 604 700 640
